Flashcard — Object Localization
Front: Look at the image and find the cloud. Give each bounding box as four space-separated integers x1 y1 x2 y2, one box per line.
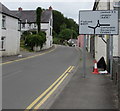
1 0 95 3
1 1 94 23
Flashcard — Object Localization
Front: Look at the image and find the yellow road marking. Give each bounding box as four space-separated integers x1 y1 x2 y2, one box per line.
34 73 69 110
68 66 74 73
26 66 72 110
1 47 56 65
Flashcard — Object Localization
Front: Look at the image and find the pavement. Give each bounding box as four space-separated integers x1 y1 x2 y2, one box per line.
2 45 55 63
50 50 119 110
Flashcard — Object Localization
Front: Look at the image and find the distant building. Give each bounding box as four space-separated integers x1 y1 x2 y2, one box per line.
77 35 84 48
12 6 53 49
0 3 21 56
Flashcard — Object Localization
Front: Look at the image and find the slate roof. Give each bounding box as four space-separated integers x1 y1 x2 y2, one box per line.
12 9 52 23
0 3 19 19
41 10 52 23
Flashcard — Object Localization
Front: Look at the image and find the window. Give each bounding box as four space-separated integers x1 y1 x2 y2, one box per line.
114 7 120 19
50 19 52 26
22 24 25 28
2 16 6 29
50 28 52 36
29 24 31 27
34 24 36 28
0 37 5 51
18 21 21 31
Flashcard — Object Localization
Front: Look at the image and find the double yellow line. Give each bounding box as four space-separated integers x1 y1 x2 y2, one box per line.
1 47 56 65
25 66 74 110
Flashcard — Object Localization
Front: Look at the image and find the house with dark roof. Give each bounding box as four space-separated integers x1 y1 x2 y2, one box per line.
12 6 53 49
0 3 21 56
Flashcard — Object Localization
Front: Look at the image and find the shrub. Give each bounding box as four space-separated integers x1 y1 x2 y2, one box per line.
25 32 46 51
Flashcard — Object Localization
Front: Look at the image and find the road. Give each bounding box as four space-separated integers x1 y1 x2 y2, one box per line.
2 45 81 109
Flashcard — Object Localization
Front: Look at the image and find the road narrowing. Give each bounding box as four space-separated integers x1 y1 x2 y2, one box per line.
25 66 74 110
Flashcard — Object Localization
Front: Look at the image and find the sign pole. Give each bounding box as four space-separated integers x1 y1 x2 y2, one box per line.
83 35 86 78
110 35 113 79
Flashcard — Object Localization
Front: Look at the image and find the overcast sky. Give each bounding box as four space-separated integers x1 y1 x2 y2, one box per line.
1 0 95 23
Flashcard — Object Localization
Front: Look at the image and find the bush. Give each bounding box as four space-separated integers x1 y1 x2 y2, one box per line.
53 37 62 44
25 32 46 51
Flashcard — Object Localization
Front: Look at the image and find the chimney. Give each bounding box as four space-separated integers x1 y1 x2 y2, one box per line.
49 6 52 10
18 7 22 11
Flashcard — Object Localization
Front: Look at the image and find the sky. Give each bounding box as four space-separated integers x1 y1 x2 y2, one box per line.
1 0 95 23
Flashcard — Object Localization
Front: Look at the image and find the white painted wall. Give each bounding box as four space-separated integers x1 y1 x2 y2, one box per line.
95 36 107 61
94 1 119 62
21 23 37 32
1 14 20 56
41 14 53 49
94 1 108 61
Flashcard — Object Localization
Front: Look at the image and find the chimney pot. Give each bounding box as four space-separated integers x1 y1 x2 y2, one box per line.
18 7 22 11
49 6 52 10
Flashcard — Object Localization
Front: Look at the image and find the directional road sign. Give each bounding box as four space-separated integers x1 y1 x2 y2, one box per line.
79 10 118 35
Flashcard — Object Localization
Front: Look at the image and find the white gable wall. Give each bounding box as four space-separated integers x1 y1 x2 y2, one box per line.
41 14 53 49
1 14 20 56
94 1 108 61
94 1 119 62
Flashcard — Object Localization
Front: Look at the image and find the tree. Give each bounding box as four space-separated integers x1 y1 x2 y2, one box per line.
36 7 42 33
60 23 67 31
71 30 78 39
53 10 65 34
59 28 72 40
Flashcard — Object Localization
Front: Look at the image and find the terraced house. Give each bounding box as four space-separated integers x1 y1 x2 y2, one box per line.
12 6 53 50
0 3 21 56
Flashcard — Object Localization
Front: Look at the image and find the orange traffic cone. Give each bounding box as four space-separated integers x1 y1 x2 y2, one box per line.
92 60 99 74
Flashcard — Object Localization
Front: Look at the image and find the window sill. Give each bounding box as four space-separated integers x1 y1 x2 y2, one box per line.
2 27 6 30
0 49 5 51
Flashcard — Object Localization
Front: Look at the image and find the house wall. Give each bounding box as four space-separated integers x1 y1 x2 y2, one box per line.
21 23 37 32
95 36 107 61
41 15 53 49
95 1 108 62
93 1 119 62
1 14 20 56
77 35 84 48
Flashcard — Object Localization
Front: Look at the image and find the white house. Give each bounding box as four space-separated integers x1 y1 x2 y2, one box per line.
0 3 21 56
12 6 53 50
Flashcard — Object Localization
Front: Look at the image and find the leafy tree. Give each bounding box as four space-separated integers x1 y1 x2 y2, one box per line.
59 28 72 40
38 32 46 48
71 30 78 39
60 23 67 31
53 10 79 41
65 18 79 34
36 7 42 33
59 28 78 40
53 10 65 34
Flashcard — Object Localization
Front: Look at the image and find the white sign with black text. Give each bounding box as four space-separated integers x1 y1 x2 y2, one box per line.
79 10 118 35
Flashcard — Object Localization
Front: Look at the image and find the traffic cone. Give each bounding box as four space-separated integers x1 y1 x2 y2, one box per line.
92 60 99 74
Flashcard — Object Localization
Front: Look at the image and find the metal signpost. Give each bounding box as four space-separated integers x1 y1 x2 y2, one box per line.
79 10 118 78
